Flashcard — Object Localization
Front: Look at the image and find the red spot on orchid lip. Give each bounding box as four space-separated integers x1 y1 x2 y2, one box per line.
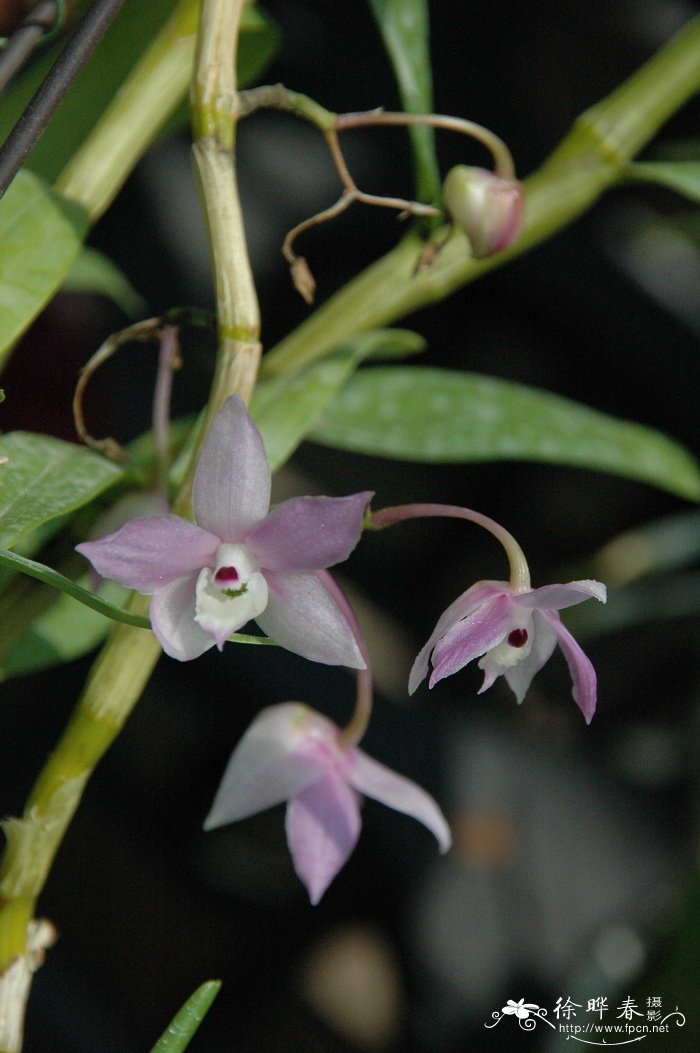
215 566 239 584
507 628 528 648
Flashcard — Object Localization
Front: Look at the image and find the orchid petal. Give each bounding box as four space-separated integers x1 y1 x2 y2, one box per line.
193 394 271 541
347 750 451 853
76 516 219 593
149 572 215 661
246 492 373 572
285 771 361 904
514 579 607 610
502 609 558 703
204 704 332 827
429 594 513 688
408 581 508 694
257 571 364 668
540 610 598 723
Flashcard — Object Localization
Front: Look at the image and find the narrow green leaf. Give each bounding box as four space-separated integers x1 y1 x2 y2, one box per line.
0 549 151 628
628 161 700 203
63 247 148 318
0 171 88 367
310 366 700 501
367 0 440 202
0 432 124 549
252 329 425 471
149 980 221 1053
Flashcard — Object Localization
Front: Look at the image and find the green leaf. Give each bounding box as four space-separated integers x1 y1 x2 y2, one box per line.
310 366 700 501
367 0 440 202
0 577 132 680
628 161 700 203
0 171 88 367
0 432 124 549
148 981 221 1053
62 248 148 318
0 548 150 628
252 329 425 471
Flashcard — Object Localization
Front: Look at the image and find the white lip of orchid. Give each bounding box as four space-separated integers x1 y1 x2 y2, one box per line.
194 542 269 640
478 612 533 671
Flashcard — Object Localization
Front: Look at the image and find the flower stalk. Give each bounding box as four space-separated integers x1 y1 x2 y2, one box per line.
368 503 531 592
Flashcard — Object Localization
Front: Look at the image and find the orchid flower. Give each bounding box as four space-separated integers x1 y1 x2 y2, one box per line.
77 395 371 664
368 503 606 723
409 577 607 723
204 702 451 904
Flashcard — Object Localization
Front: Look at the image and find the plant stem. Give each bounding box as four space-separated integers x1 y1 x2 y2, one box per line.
260 14 700 380
178 0 262 512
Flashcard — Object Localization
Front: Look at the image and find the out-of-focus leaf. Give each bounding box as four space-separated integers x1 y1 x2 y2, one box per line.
0 171 88 367
252 328 425 471
148 981 221 1053
62 248 148 317
628 161 700 203
0 3 277 183
310 366 700 501
0 577 132 680
592 509 700 586
0 432 124 548
0 548 150 627
367 0 440 203
567 570 700 639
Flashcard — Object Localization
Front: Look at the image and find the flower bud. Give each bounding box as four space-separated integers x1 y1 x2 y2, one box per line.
442 165 524 258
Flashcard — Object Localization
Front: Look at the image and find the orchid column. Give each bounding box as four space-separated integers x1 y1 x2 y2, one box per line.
0 2 259 1046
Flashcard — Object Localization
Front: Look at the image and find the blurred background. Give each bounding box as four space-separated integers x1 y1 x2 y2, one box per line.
1 0 699 1050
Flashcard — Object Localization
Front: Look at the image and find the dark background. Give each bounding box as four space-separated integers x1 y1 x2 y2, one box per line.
1 1 699 1050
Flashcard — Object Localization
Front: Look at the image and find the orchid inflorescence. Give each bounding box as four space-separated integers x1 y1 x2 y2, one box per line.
77 395 606 902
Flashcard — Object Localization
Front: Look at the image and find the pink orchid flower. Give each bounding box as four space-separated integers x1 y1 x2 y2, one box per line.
77 395 371 664
409 578 607 723
204 702 452 904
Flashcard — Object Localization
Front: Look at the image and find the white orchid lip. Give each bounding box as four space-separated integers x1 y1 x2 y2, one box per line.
194 543 269 645
480 616 534 671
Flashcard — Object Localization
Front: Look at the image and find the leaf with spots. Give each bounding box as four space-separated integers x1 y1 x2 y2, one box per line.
251 328 425 471
309 366 700 500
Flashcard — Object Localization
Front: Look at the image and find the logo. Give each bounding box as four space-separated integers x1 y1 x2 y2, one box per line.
485 995 686 1045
